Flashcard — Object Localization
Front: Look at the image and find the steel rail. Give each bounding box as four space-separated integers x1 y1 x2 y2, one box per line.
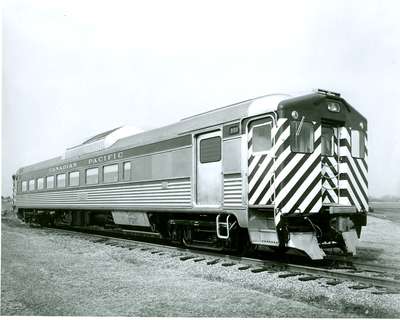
42 225 400 291
325 255 400 275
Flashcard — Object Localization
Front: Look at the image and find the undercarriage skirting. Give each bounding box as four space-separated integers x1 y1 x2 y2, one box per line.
248 229 279 246
342 229 358 254
287 232 325 260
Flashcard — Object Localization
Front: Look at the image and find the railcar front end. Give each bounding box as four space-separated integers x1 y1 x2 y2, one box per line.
247 90 368 259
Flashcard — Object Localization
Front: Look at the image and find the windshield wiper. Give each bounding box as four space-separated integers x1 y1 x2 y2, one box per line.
296 116 305 136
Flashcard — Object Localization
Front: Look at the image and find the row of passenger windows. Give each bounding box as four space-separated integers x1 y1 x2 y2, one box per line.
21 162 131 192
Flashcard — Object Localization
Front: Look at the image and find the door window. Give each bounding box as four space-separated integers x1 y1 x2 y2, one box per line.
321 127 334 156
252 123 272 153
200 136 221 163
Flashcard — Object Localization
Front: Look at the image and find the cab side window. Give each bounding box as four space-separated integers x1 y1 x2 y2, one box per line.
351 130 365 158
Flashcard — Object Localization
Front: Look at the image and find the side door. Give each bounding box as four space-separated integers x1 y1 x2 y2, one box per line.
247 117 275 206
196 131 222 206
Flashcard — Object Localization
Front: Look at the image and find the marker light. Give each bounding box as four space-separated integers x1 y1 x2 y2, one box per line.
291 110 299 119
327 102 341 112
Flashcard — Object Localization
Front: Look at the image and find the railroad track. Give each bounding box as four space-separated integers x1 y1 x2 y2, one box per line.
40 225 400 294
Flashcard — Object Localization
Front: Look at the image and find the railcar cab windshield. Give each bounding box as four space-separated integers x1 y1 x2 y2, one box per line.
290 117 314 153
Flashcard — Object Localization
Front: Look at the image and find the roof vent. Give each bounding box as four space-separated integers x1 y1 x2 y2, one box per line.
314 88 341 97
63 126 143 159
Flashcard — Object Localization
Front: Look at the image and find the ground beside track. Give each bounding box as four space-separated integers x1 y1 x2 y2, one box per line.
356 202 400 268
1 203 400 317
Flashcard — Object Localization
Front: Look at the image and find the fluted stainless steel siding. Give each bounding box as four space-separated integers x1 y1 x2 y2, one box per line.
16 178 192 209
223 174 243 207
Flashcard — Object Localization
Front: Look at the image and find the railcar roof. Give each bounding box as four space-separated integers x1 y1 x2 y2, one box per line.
17 93 291 174
81 126 121 145
113 94 290 149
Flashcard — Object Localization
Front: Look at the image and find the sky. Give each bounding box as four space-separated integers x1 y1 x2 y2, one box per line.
2 0 400 197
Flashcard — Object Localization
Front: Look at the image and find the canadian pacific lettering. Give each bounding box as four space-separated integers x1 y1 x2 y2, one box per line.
48 152 123 172
49 162 77 173
88 152 123 165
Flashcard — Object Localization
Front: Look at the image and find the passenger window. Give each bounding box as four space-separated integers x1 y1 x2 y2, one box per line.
28 179 35 191
291 121 314 153
57 173 66 188
321 127 334 156
200 136 221 163
351 130 365 158
69 171 80 187
46 176 54 189
22 181 27 192
103 164 118 183
37 178 44 190
86 168 99 185
123 162 131 180
252 123 272 153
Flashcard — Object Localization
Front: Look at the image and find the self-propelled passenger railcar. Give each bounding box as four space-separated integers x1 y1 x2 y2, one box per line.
13 89 368 259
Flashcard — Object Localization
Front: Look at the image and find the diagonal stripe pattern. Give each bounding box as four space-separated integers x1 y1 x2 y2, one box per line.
338 127 368 211
322 127 339 204
247 120 368 215
248 119 322 214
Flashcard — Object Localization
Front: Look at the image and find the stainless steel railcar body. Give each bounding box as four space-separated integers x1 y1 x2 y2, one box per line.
13 90 368 259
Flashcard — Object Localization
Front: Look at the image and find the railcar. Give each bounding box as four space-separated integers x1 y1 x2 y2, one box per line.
13 89 368 259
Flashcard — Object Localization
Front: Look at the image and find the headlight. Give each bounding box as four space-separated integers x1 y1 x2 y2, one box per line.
327 102 341 112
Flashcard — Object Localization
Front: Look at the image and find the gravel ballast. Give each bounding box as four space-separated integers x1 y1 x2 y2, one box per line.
1 215 400 317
